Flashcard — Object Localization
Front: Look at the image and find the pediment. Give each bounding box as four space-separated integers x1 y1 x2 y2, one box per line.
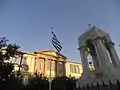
35 50 67 59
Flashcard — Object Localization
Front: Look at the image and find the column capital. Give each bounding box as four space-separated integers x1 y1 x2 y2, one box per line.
78 46 87 50
92 36 105 45
92 36 103 41
91 39 98 45
107 42 115 47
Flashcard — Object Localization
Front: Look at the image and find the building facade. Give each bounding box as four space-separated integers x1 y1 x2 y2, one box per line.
12 50 83 78
66 61 83 78
34 50 67 77
9 52 36 74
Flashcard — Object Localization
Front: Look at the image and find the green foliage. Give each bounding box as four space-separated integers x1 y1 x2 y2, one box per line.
52 76 76 90
0 37 20 62
0 62 14 82
22 72 49 90
0 37 77 90
5 43 20 59
0 37 21 90
22 75 76 90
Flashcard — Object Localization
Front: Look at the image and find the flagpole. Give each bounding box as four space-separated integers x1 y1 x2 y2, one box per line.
49 27 54 90
49 50 52 90
49 27 62 90
49 57 52 90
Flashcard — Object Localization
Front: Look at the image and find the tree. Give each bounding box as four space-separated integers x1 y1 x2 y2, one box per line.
0 37 20 61
52 76 76 90
22 72 49 90
0 37 21 90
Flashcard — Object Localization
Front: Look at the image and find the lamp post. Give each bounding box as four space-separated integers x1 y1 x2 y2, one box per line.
1 49 7 55
1 47 7 63
49 54 52 90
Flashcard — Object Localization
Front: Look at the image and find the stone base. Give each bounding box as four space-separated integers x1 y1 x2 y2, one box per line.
76 66 120 88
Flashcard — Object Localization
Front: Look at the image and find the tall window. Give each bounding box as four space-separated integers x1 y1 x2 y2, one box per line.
51 62 54 71
73 65 77 73
39 61 42 69
76 65 80 74
38 58 45 69
70 64 74 73
70 64 80 74
47 61 54 71
58 62 63 73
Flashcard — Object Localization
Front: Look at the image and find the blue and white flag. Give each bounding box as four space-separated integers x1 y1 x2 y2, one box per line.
52 31 62 52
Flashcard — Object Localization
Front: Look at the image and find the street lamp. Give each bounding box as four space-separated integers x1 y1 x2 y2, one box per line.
1 49 7 55
89 62 94 71
1 47 7 62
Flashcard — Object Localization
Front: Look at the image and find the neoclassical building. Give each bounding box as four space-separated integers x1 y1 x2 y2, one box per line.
65 61 83 78
34 50 67 77
11 50 83 78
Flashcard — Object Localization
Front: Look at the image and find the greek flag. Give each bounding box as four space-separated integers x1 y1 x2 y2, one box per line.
52 31 62 52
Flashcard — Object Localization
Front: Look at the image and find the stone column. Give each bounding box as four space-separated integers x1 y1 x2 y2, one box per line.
63 61 66 76
44 58 47 76
56 59 59 76
92 40 102 68
79 46 89 74
107 42 120 68
92 38 111 68
55 61 57 77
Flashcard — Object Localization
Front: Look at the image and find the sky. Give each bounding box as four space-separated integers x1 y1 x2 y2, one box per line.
0 0 120 62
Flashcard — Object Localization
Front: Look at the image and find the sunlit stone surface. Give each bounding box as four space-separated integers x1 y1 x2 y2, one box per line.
76 26 120 87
